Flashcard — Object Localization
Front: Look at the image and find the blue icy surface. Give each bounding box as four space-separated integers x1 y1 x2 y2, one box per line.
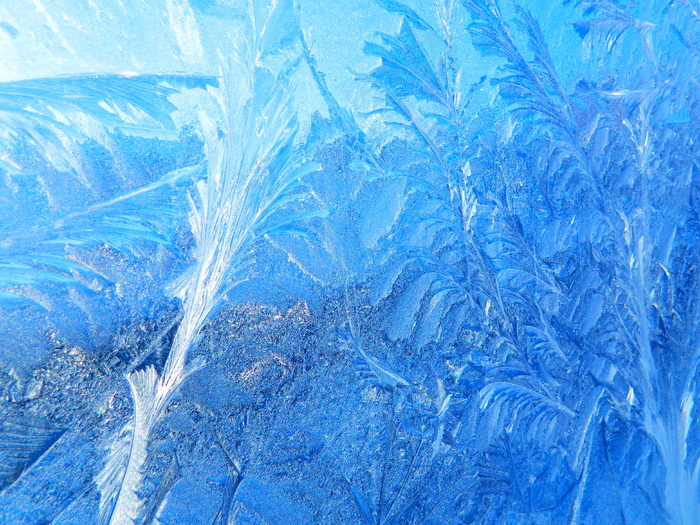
1 0 699 524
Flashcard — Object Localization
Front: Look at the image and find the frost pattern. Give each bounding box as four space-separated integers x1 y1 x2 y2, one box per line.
0 0 698 524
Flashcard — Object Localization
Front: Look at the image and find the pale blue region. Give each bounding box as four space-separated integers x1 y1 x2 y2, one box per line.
0 0 214 80
0 0 698 524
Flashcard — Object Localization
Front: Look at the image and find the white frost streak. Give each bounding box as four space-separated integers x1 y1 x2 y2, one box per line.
96 2 303 522
165 0 204 66
98 367 160 525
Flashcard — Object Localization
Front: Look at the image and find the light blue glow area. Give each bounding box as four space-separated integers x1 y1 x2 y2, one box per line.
0 1 392 134
300 0 395 106
0 0 583 108
0 1 390 88
0 0 211 80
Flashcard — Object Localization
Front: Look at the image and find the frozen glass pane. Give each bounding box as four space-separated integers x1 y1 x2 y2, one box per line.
0 1 697 524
